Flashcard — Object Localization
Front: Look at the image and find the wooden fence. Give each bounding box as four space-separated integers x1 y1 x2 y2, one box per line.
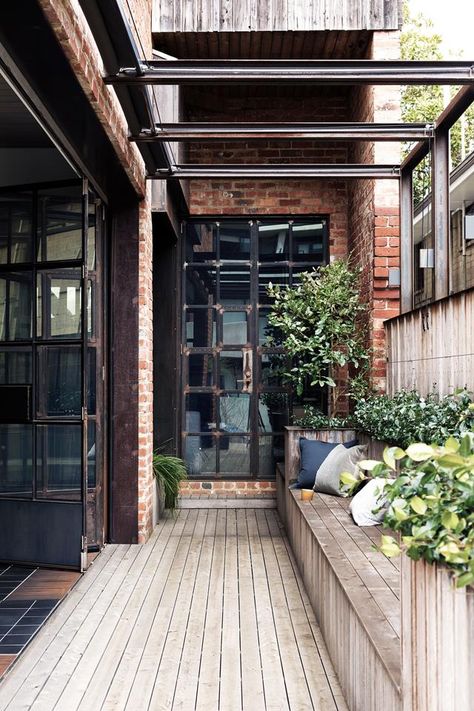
386 288 474 396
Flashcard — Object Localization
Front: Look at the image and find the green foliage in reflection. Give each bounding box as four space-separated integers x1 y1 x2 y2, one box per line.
350 436 474 588
353 389 474 449
266 260 370 416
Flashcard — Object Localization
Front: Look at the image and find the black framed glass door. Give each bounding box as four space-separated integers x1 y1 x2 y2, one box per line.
181 218 329 479
0 180 106 569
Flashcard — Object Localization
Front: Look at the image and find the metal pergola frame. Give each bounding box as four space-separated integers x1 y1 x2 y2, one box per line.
105 59 474 86
131 122 435 143
83 0 474 316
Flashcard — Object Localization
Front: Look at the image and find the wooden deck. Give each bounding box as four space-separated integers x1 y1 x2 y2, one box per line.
0 509 348 711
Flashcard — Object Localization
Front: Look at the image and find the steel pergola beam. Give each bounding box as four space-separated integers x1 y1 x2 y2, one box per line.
152 164 401 179
131 122 434 143
106 60 474 86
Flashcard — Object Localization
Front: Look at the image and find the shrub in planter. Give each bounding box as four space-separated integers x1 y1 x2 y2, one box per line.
347 434 474 588
353 388 474 448
152 452 188 512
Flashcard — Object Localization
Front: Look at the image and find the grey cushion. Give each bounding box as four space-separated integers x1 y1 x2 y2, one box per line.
349 478 389 526
313 444 368 496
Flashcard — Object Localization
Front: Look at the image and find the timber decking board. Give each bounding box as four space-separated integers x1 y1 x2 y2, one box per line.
0 510 348 711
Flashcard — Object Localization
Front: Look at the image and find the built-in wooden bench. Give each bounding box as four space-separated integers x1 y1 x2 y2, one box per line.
277 428 402 711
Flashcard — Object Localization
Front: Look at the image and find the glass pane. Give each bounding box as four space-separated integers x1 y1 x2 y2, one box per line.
258 222 289 262
87 280 94 338
258 308 284 347
292 221 326 262
220 222 251 261
88 201 96 271
0 424 32 496
0 348 32 384
184 434 216 476
219 394 250 433
222 311 248 345
0 272 32 341
258 266 289 305
292 266 320 285
185 393 216 432
220 351 244 390
36 424 82 500
0 204 7 264
258 435 284 478
186 223 217 263
186 266 217 306
219 436 251 474
87 420 96 488
88 348 96 415
0 194 33 265
185 309 216 348
258 393 289 432
188 353 214 387
261 353 286 386
37 186 82 262
37 346 81 417
37 269 82 339
220 267 250 305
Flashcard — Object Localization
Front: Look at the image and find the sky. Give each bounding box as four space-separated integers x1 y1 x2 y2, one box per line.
408 0 474 58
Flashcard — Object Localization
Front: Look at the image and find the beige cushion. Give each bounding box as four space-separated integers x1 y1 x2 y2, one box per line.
313 444 368 496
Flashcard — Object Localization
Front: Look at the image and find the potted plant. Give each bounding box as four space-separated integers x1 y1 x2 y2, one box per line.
152 450 188 514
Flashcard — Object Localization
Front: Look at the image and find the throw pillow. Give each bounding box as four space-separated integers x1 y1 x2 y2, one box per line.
292 437 361 490
313 443 368 496
349 478 389 526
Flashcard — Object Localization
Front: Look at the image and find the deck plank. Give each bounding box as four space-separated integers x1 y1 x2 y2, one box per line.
0 509 347 711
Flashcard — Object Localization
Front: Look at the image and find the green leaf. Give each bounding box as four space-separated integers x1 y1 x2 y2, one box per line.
441 511 459 530
437 453 465 467
383 446 406 470
393 506 409 522
406 443 435 462
340 471 359 486
359 459 383 471
444 436 460 452
410 496 428 515
456 571 474 588
379 535 401 558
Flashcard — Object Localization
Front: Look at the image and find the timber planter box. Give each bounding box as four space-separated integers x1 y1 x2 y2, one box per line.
401 556 474 711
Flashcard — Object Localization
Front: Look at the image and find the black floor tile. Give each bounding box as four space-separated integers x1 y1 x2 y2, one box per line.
0 645 23 654
1 634 32 645
11 625 38 635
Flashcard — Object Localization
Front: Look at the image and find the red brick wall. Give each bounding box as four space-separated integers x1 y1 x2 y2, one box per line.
39 0 155 542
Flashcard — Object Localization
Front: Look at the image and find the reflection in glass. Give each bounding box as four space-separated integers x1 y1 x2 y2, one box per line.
0 424 33 496
292 221 325 262
186 266 217 306
87 280 94 338
37 269 82 339
88 348 96 415
219 436 251 474
0 348 31 383
291 266 320 285
219 393 250 432
88 201 96 271
186 223 217 263
37 186 82 262
185 309 216 348
259 435 284 478
37 346 81 417
258 266 289 305
220 267 250 305
222 311 247 345
258 222 289 262
220 351 244 390
0 273 32 341
259 309 284 346
188 353 213 387
258 392 289 432
261 353 286 386
36 424 82 499
185 393 215 432
184 434 216 477
0 195 33 265
220 222 251 261
87 420 96 488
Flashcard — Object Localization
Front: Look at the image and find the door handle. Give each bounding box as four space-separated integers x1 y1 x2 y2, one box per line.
242 348 252 393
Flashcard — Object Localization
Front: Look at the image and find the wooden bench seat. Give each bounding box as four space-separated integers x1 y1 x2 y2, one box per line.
276 430 402 711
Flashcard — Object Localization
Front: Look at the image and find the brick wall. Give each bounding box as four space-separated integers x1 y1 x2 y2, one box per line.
349 31 401 392
39 0 155 542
